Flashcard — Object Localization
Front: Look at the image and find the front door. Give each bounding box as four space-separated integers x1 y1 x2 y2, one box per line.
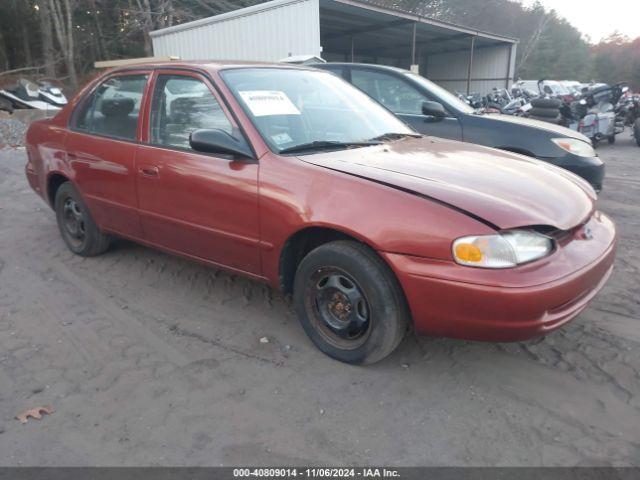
65 72 150 237
349 67 463 140
136 70 261 276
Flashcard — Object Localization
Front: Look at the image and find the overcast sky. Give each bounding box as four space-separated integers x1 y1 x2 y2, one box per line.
521 0 640 42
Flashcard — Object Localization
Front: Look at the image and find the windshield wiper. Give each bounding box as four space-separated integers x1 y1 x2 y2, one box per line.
279 140 381 154
368 132 422 142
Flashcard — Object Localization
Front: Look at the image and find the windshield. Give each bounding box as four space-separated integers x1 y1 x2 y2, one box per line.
404 73 474 114
221 68 414 154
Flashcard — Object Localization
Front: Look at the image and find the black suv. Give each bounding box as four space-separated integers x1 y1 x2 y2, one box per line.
315 63 604 191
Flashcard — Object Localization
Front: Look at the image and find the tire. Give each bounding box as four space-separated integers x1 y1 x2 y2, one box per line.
529 114 562 124
293 240 409 365
634 119 640 147
55 182 110 256
531 97 562 109
608 135 615 144
528 107 560 118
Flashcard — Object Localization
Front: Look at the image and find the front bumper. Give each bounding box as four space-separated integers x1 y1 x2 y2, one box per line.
550 152 604 192
383 212 617 342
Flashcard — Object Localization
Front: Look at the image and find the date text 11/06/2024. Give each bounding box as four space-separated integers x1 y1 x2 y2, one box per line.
233 468 401 478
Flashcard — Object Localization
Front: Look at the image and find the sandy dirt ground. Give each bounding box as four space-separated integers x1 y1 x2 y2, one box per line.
0 132 639 466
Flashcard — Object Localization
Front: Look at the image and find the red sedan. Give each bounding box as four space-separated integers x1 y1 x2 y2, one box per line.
25 62 617 364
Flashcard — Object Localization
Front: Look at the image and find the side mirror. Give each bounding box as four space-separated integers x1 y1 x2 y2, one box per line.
421 101 447 119
544 85 553 94
189 129 254 159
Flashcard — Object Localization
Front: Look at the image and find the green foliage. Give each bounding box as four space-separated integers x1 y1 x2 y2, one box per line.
591 35 640 89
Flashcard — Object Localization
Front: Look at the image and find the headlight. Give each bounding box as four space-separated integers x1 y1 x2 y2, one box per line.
452 230 554 268
552 138 596 158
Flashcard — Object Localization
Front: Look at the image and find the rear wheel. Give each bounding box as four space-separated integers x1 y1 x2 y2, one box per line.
293 241 409 364
55 182 110 256
608 135 616 144
634 119 640 147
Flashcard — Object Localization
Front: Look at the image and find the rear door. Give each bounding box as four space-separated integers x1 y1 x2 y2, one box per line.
66 71 150 237
135 69 261 275
348 66 462 140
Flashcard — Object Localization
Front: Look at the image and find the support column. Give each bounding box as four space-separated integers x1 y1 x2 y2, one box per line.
350 36 355 62
505 43 514 88
466 35 476 95
411 22 417 66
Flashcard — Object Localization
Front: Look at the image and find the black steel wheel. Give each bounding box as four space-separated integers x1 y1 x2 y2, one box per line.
307 267 372 349
293 241 409 364
55 182 110 256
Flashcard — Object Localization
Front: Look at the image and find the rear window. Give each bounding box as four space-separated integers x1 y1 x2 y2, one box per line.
73 74 148 141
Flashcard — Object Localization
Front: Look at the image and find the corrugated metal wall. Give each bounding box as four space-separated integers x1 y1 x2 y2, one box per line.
152 0 321 61
425 44 514 95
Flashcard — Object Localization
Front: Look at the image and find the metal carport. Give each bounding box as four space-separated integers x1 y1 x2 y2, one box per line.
151 0 517 94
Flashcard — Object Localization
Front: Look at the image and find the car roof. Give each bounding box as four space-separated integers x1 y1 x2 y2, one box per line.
107 60 319 75
316 62 411 75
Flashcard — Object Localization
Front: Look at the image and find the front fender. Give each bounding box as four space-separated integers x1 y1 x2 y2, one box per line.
257 154 493 288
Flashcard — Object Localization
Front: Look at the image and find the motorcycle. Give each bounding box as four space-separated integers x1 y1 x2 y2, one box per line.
615 90 640 146
456 91 485 109
564 83 626 146
485 87 528 115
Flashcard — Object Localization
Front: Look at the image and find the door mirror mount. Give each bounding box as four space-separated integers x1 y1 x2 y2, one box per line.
421 101 447 120
189 129 254 159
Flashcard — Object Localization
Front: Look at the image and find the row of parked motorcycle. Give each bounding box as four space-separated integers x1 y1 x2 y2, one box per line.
457 80 640 148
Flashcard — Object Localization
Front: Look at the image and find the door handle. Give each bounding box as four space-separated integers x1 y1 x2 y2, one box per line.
139 164 159 177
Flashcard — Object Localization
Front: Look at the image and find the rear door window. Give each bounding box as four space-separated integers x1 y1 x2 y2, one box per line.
74 74 148 141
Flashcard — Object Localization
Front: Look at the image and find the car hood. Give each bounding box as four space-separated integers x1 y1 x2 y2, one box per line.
479 113 590 142
299 137 596 231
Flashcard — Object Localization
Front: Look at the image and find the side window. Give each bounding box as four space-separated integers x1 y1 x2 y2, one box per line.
74 74 148 140
351 69 427 115
150 74 233 150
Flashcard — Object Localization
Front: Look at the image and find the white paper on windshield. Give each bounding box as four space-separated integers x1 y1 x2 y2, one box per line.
239 90 300 117
271 132 293 145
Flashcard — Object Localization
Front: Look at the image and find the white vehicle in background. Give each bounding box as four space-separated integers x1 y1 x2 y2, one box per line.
560 80 586 96
514 79 572 98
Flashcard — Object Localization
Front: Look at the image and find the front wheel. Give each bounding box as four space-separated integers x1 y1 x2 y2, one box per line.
608 135 616 144
634 119 640 147
293 241 410 364
55 182 110 256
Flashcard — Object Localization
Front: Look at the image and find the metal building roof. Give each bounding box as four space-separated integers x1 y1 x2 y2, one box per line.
150 0 518 51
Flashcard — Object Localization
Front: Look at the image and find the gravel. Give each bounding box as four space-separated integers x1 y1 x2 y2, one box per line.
0 131 638 466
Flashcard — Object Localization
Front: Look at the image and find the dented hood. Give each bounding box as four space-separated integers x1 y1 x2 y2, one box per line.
299 137 596 231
